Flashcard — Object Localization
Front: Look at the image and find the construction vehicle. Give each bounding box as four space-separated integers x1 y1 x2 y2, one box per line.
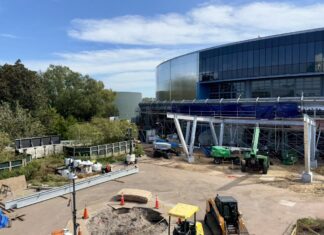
205 195 248 235
240 126 270 174
153 139 180 159
168 203 204 235
210 146 247 164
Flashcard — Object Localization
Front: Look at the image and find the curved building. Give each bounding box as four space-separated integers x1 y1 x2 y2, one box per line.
156 28 324 101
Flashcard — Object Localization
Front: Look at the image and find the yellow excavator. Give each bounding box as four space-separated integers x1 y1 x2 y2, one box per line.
205 195 249 235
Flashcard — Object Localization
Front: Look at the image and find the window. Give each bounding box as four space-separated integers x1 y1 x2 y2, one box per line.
272 79 295 97
251 80 271 97
315 41 323 72
295 77 321 96
253 49 260 76
292 44 300 73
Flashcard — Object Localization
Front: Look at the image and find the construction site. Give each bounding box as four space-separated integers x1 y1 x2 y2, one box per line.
1 8 324 235
0 133 323 235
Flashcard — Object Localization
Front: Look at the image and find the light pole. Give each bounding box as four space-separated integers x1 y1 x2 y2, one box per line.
127 128 133 154
68 172 78 235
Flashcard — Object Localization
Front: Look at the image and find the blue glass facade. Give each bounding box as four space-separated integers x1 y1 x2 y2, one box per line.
156 28 324 101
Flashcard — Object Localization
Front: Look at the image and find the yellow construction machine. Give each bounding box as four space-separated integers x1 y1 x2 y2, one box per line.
205 195 249 235
168 203 204 235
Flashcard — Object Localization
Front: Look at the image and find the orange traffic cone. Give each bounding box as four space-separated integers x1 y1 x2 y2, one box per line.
83 207 89 219
120 193 125 206
155 195 160 209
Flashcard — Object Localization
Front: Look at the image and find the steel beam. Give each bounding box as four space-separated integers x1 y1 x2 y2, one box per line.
185 121 191 145
167 113 304 126
209 121 218 146
173 116 189 158
219 122 224 146
5 167 139 209
188 117 197 163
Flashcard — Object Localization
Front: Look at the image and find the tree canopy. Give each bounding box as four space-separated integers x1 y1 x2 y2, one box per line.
0 60 46 112
0 61 120 140
42 65 117 120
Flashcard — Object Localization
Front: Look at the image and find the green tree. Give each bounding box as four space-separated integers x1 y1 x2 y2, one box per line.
36 107 77 139
41 65 118 121
0 132 10 151
0 103 45 139
66 123 104 146
91 118 138 143
0 60 46 111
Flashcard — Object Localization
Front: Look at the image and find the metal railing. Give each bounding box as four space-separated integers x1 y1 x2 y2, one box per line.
15 135 61 149
4 167 139 209
63 140 134 158
0 154 32 171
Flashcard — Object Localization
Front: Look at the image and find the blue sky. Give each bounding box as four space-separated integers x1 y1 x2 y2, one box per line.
1 0 324 97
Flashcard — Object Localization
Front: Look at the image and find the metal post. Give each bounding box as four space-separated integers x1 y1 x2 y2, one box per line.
188 117 197 163
71 177 78 235
185 121 191 145
173 116 189 159
168 216 171 235
128 128 133 154
219 122 224 146
209 120 218 146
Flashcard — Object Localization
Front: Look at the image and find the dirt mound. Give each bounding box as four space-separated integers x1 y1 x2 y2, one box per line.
87 207 168 235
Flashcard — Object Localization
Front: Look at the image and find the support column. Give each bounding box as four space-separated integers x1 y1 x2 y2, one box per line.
209 120 218 146
219 122 224 146
310 124 317 168
185 121 191 145
173 116 189 160
302 115 314 183
188 117 197 163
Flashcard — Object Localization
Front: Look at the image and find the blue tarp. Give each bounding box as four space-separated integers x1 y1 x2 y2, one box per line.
0 210 9 228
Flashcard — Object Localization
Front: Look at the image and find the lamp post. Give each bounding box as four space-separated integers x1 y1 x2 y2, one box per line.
127 128 133 154
68 172 78 235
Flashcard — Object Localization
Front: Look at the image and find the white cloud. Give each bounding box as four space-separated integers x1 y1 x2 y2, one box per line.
68 2 324 45
23 48 188 97
8 1 324 98
0 33 17 39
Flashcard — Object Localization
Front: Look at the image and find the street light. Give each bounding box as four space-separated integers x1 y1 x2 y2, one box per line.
68 172 78 235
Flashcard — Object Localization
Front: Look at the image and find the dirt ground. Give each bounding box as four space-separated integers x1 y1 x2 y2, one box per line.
1 150 324 235
87 207 168 235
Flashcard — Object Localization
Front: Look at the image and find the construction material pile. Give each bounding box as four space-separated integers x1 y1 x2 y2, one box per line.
87 207 168 235
115 188 152 203
293 218 324 235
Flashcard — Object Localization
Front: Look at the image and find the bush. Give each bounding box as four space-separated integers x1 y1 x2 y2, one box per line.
66 118 138 146
134 144 144 157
